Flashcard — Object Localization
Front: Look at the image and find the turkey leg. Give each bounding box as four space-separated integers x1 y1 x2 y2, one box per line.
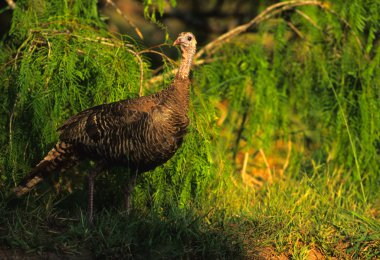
124 170 138 212
87 162 106 224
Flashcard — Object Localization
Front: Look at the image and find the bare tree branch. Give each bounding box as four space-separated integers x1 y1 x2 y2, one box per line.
104 0 144 39
148 1 328 85
194 0 326 59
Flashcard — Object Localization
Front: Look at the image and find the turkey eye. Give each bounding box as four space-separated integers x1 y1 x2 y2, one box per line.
187 36 192 41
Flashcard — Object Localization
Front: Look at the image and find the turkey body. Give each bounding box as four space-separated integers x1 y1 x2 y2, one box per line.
13 31 197 214
59 77 190 173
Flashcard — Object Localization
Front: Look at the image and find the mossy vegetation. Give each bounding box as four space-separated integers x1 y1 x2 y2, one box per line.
0 0 379 258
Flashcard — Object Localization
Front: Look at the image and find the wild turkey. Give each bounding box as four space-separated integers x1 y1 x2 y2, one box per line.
13 32 197 223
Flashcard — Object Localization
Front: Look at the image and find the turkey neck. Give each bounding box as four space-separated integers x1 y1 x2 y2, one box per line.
177 45 196 79
165 44 196 113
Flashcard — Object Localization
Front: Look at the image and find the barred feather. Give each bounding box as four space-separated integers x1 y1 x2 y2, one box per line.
13 141 76 197
14 32 196 199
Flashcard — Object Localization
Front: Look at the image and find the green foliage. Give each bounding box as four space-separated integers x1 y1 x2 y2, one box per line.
143 0 177 20
197 1 380 201
142 0 177 41
0 0 142 187
0 0 379 258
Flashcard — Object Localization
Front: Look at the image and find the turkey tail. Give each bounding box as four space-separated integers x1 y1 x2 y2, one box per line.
13 141 76 197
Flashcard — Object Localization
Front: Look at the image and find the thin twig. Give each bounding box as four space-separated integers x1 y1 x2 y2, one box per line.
240 152 261 187
137 44 176 76
240 152 249 176
136 44 177 81
0 58 17 72
23 141 29 161
105 0 144 39
71 33 125 48
287 21 304 39
5 0 16 9
30 29 126 48
138 43 169 52
9 94 20 185
126 48 144 96
281 140 292 178
46 37 52 58
259 149 273 183
295 9 322 30
14 33 33 69
138 49 176 65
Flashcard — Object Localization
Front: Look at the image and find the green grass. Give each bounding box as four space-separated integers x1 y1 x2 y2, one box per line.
1 163 379 258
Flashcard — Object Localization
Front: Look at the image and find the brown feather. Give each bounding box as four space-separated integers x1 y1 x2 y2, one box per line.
13 32 197 202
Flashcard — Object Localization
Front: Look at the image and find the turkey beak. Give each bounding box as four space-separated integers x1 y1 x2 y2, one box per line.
173 38 181 46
